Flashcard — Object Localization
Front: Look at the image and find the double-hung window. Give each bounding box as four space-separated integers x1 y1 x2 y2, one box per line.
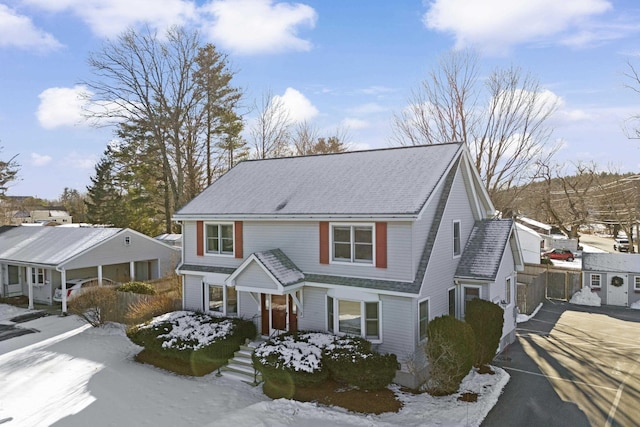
634 277 640 291
332 224 373 264
327 297 380 340
206 223 234 255
590 274 601 289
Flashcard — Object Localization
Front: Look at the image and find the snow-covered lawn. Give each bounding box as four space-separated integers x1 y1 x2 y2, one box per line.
0 304 508 427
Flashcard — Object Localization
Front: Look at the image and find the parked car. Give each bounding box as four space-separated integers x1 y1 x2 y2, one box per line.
613 238 630 252
53 277 117 302
542 248 575 262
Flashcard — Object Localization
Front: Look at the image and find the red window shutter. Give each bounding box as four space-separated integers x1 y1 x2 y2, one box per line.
234 221 243 259
196 221 204 256
376 222 387 269
319 222 329 264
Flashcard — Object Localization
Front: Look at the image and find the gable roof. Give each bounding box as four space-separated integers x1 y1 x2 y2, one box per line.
227 249 305 292
175 143 463 218
455 219 515 281
0 226 122 266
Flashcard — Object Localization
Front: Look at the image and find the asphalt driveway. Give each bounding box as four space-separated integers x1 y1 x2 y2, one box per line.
483 300 640 427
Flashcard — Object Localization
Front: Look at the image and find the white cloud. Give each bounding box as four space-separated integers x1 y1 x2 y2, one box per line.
30 153 52 166
202 0 317 54
36 85 91 129
341 118 369 130
23 0 197 38
274 87 318 123
348 102 388 115
0 4 62 51
359 86 395 96
423 0 612 54
62 152 98 169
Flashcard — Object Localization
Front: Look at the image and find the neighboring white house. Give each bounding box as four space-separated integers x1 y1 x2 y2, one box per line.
173 143 524 388
0 226 180 310
515 222 543 264
582 253 640 307
10 208 72 225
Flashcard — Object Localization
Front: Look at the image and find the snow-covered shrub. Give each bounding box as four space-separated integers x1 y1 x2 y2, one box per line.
253 332 398 392
252 332 330 389
127 311 256 375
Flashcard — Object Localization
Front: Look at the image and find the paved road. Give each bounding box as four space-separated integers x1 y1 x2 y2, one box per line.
579 234 615 253
484 300 640 427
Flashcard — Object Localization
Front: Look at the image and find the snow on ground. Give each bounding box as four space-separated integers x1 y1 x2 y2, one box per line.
0 304 508 427
569 286 602 307
517 303 543 323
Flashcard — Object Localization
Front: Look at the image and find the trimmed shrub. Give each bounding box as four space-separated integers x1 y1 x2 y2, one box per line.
465 298 504 367
425 315 475 395
253 332 330 391
68 287 118 327
324 336 398 391
118 281 156 295
127 311 256 376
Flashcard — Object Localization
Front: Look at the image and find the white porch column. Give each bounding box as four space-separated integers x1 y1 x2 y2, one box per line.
61 269 67 314
97 265 103 285
129 261 135 282
27 266 34 310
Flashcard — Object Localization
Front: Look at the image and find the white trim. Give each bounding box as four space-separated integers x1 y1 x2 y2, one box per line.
590 273 602 289
329 222 376 266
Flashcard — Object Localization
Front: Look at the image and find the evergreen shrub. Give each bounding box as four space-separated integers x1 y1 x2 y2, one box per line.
464 298 504 367
127 311 256 375
425 315 475 395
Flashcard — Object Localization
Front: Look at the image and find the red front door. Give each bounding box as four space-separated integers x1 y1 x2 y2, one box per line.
261 294 298 335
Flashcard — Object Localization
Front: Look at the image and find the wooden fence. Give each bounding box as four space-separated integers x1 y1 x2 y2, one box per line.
516 263 582 315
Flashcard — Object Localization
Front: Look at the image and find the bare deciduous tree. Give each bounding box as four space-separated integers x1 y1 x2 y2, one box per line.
393 49 559 212
250 91 292 159
83 26 242 232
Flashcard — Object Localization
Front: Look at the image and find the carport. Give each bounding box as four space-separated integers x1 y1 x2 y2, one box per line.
0 226 179 312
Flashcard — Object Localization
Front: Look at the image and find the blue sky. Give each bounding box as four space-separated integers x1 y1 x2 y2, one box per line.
1 0 640 200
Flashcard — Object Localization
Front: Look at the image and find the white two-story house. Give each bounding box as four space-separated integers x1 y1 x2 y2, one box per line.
174 142 523 387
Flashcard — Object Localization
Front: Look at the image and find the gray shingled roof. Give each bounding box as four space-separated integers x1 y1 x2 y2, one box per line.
0 226 122 266
176 143 462 217
253 249 305 287
455 219 514 281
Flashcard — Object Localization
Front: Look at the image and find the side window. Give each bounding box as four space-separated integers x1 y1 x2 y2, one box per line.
419 299 429 341
590 274 601 289
448 288 456 317
453 220 461 257
635 277 640 291
505 277 511 305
